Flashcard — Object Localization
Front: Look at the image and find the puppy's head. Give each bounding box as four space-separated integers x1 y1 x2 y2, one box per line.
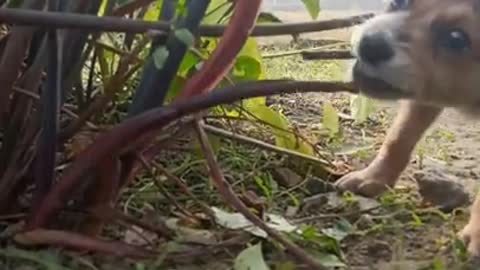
351 0 480 109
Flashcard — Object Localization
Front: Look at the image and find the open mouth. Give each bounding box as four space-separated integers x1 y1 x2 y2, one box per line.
352 61 411 100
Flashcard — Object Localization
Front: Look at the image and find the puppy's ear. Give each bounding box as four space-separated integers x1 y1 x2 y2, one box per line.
474 0 480 12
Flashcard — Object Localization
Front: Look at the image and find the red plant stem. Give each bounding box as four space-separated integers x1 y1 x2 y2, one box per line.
193 121 327 270
15 229 154 259
176 0 262 100
28 80 357 229
79 157 121 236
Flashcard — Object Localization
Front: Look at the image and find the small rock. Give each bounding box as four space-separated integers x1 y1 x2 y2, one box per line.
356 214 375 230
356 196 381 211
165 218 217 245
271 167 303 188
302 192 344 213
375 260 432 270
414 168 471 212
305 176 336 194
363 240 392 259
15 266 36 270
285 206 299 218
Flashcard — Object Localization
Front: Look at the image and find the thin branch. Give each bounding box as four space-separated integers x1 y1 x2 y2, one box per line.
0 8 374 36
15 229 155 259
302 50 353 60
262 41 348 59
136 154 195 219
151 160 215 218
202 123 329 166
89 205 174 240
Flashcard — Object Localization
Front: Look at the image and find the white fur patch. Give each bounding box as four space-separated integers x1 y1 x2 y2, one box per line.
350 11 413 92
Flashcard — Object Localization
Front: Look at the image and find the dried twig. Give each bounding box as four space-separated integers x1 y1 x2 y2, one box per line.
262 41 348 59
302 50 353 60
136 154 195 219
15 229 155 259
202 123 330 166
151 161 215 218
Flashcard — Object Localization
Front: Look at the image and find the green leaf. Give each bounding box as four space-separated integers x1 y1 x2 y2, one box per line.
321 218 353 242
192 133 222 157
276 261 296 270
203 0 233 24
143 0 163 21
176 0 188 17
265 214 297 233
211 207 296 238
233 38 265 81
212 207 267 238
0 248 70 270
244 99 315 156
255 176 272 200
152 46 170 69
301 0 321 20
257 12 283 24
98 0 109 16
410 212 424 227
322 102 340 137
96 46 111 85
431 258 446 270
453 237 468 261
234 243 271 270
316 253 346 268
164 76 186 103
349 94 376 124
301 225 321 241
177 51 202 77
174 28 195 47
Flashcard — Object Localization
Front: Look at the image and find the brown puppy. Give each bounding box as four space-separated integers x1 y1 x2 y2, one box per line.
336 0 480 256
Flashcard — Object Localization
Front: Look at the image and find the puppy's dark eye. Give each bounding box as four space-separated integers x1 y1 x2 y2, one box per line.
437 29 471 53
387 0 410 11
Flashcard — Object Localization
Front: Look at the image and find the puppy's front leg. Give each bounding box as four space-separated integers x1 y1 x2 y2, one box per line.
335 100 442 197
459 193 480 257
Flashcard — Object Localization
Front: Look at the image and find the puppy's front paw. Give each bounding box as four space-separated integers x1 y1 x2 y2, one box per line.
459 220 480 257
334 169 394 198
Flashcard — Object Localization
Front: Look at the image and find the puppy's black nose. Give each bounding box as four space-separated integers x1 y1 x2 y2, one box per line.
358 33 394 65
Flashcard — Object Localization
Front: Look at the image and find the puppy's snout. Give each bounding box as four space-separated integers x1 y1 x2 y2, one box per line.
358 33 395 66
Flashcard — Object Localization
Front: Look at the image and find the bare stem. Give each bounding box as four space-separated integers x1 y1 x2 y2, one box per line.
0 8 374 36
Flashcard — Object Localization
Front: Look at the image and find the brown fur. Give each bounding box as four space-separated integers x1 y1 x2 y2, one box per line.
336 0 480 256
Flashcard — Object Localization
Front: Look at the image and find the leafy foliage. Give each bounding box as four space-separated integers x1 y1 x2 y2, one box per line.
301 0 321 19
234 243 270 270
